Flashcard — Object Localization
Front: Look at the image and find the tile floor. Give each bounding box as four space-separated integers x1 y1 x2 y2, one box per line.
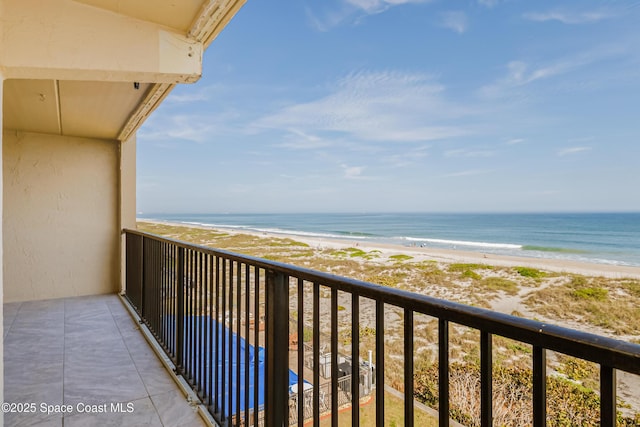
3 294 208 427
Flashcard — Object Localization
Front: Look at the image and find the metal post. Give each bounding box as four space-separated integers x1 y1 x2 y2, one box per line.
600 366 616 427
438 319 449 427
480 331 493 427
265 270 289 427
532 346 546 427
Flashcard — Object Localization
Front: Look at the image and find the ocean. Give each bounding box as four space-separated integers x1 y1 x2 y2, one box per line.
139 212 640 267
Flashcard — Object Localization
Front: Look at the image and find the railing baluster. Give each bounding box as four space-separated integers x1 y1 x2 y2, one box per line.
161 242 166 350
376 300 385 427
481 331 493 427
195 251 201 391
438 319 449 427
331 287 338 427
221 258 227 420
313 282 320 426
176 246 184 373
213 256 221 415
404 309 414 427
190 249 195 382
236 263 242 424
253 267 260 427
228 260 234 422
600 366 616 427
533 346 546 427
352 293 360 427
204 253 211 406
244 264 251 427
297 278 305 426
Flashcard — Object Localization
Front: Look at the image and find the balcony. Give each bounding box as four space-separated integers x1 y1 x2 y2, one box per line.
3 294 208 426
122 229 640 427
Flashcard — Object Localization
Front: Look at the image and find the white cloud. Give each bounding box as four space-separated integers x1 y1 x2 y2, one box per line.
479 46 625 99
275 129 336 150
506 138 525 145
443 169 491 177
557 146 592 156
306 0 431 31
253 70 471 144
440 11 468 34
346 0 429 14
444 148 494 158
524 10 613 25
164 84 226 104
341 164 368 179
139 111 239 144
385 145 430 167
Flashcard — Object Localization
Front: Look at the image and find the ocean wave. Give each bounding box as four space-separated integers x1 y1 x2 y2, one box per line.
522 245 588 254
402 236 522 249
254 228 368 240
331 230 378 237
182 221 249 230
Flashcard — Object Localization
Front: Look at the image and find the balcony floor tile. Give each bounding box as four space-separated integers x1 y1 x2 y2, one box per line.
3 294 207 427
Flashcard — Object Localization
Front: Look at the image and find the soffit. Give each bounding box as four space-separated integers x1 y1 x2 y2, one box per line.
3 79 152 140
72 0 205 33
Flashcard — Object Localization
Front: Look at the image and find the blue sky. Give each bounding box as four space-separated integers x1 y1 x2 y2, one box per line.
137 0 640 214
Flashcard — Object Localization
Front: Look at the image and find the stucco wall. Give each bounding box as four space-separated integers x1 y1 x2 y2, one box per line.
119 134 136 293
3 130 119 302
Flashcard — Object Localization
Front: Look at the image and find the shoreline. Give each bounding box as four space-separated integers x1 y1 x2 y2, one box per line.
138 219 640 279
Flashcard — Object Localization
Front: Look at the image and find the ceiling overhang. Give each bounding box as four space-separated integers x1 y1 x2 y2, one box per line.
1 0 246 142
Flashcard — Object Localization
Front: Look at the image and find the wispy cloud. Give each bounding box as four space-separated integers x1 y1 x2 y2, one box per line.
444 148 494 158
275 129 336 150
253 70 472 144
341 164 372 180
440 11 468 34
479 45 626 99
384 145 430 167
306 0 431 31
164 84 225 104
346 0 428 14
505 138 525 145
443 169 491 178
139 111 239 144
524 9 614 25
557 146 592 156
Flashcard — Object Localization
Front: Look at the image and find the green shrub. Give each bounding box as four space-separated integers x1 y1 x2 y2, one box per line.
449 263 492 272
571 287 608 301
389 254 413 262
462 269 482 280
515 266 546 278
481 277 518 295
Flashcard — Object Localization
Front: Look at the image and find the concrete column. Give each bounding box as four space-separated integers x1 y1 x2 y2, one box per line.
120 134 136 293
1 70 5 424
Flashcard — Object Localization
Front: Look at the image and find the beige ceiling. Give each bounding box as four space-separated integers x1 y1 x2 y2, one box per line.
3 79 153 140
72 0 205 33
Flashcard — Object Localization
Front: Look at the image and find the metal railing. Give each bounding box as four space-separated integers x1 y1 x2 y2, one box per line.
124 229 640 427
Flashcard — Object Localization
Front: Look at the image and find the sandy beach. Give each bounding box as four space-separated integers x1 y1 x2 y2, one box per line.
137 219 640 421
141 219 640 280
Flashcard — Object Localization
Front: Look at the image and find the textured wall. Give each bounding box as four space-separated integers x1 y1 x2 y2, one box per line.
3 130 119 302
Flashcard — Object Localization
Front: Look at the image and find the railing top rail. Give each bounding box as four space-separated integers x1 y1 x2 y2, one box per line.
124 228 640 374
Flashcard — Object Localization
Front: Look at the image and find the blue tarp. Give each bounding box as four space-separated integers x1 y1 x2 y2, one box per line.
171 316 306 417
